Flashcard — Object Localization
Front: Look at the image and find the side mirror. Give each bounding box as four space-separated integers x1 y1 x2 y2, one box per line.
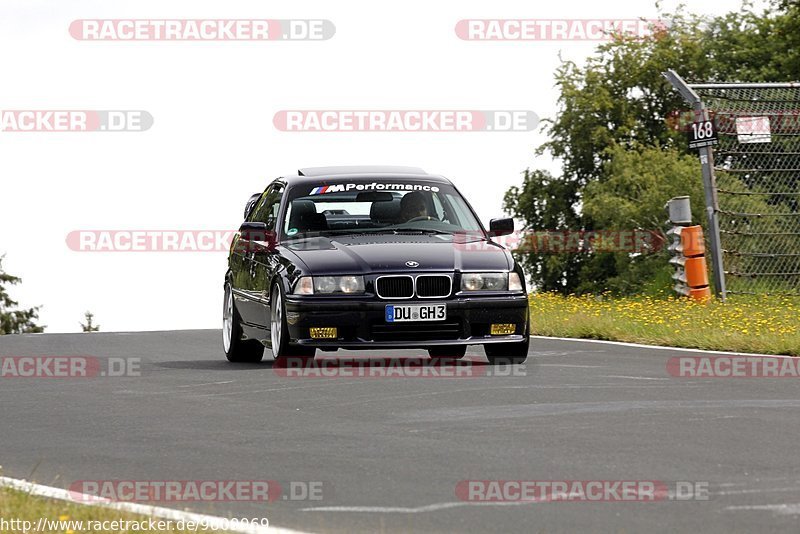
488 217 514 237
244 193 261 219
238 222 276 252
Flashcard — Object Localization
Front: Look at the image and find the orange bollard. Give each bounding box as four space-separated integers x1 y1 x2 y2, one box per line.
684 256 708 288
689 287 712 300
681 226 710 301
681 226 706 257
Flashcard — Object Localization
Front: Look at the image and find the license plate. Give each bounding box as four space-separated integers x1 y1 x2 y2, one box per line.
385 304 446 323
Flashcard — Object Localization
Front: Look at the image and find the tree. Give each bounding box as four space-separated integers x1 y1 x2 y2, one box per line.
80 311 100 332
580 144 705 294
0 255 44 334
505 1 800 294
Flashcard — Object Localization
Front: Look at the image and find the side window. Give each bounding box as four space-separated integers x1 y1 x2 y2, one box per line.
247 192 268 223
251 185 285 230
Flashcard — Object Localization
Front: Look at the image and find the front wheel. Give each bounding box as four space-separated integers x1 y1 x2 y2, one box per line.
223 282 265 363
270 283 316 360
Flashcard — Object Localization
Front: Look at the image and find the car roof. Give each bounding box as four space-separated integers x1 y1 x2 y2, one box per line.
298 165 427 177
277 166 452 186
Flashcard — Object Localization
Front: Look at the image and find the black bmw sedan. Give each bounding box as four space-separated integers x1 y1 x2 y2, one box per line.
223 166 530 364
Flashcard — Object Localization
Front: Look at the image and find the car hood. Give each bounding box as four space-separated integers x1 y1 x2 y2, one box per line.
281 234 512 274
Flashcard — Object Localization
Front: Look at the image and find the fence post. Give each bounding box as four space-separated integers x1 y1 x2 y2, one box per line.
663 70 727 301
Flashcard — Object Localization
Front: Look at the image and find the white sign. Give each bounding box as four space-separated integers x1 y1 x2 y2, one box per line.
735 116 771 144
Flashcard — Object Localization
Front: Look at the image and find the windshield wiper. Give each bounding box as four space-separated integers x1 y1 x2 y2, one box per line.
393 228 455 235
321 228 399 236
288 228 458 238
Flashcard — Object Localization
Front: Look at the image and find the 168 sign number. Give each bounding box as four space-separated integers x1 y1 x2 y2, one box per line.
688 119 719 149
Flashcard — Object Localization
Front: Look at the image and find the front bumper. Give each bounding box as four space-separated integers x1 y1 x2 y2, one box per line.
284 294 529 349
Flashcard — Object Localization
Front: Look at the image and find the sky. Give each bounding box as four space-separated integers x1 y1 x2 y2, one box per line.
0 0 756 333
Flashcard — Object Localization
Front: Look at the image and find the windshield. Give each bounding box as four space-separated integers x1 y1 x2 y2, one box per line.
280 179 484 240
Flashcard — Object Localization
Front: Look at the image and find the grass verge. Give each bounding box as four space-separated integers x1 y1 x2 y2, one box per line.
529 293 800 356
0 486 223 533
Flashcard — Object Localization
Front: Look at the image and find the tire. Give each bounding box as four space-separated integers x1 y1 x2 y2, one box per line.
270 283 316 360
428 346 467 359
483 318 530 365
223 282 265 363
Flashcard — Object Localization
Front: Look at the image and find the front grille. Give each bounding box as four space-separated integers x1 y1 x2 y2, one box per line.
370 321 462 342
416 275 451 298
376 276 414 299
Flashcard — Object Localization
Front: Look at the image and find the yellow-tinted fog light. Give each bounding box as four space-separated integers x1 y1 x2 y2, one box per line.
310 327 338 339
490 324 516 335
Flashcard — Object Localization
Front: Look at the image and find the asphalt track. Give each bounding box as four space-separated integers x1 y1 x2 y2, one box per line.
2 330 800 533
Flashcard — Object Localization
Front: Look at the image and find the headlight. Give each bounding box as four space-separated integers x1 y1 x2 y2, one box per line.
461 272 509 291
293 276 365 295
315 276 338 293
338 275 364 293
294 277 314 295
508 272 523 291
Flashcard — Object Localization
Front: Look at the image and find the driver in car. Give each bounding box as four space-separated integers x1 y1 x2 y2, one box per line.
400 191 436 222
